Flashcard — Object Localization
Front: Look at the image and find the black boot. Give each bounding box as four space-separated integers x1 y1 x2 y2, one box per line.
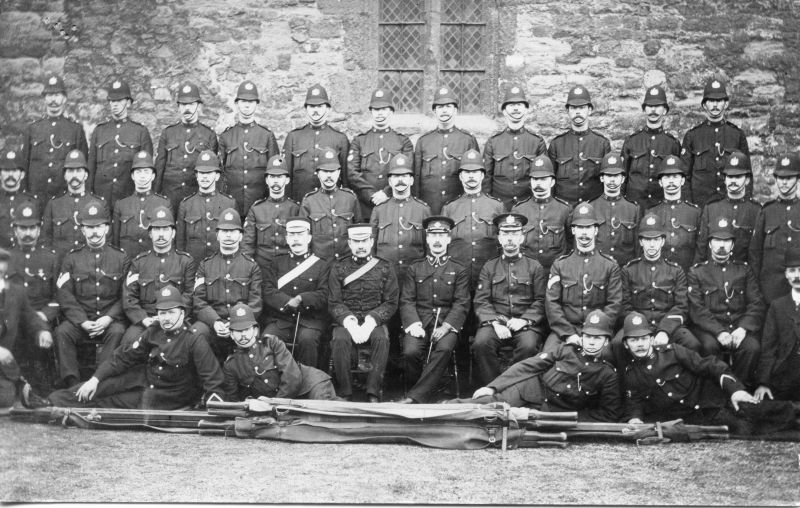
17 377 50 409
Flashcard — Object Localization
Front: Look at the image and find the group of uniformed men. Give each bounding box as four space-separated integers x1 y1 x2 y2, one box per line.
0 73 799 431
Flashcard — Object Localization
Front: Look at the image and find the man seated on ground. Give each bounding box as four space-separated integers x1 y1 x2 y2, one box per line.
222 302 336 401
453 310 621 423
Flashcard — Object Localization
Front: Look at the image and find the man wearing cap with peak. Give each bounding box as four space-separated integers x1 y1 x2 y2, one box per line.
548 85 611 206
193 207 262 363
472 213 547 385
300 148 361 261
397 215 470 404
621 85 681 211
283 84 350 202
348 88 414 219
262 217 331 369
219 80 279 216
687 217 764 388
414 87 479 214
176 150 236 263
223 302 336 401
88 78 153 209
749 154 800 301
327 224 398 402
242 155 301 276
121 205 196 347
47 284 226 410
647 155 701 273
155 80 219 211
483 85 547 209
112 150 170 258
694 151 760 264
42 149 108 262
441 149 505 287
0 151 37 248
545 202 623 354
54 200 130 388
511 155 571 271
20 74 88 210
588 152 642 266
681 77 749 207
370 153 431 281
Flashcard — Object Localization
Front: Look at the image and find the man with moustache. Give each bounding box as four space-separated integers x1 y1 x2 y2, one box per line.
348 88 414 219
681 78 749 207
414 87 479 214
42 149 107 262
112 151 170 258
54 201 129 388
482 86 547 210
262 217 330 369
511 156 572 272
621 85 681 210
548 86 611 206
283 84 350 202
300 149 361 261
242 155 301 277
154 80 219 211
0 151 37 248
20 75 88 210
88 78 153 209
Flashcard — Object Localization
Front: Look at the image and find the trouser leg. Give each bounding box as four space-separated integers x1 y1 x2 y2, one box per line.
366 326 389 398
54 320 85 385
510 329 543 364
542 331 564 355
406 331 457 403
96 321 125 365
330 326 354 397
121 323 148 348
471 326 502 387
732 333 760 389
671 326 702 352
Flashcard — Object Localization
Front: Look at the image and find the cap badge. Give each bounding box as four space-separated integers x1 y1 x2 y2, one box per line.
432 221 443 229
49 76 58 85
608 156 617 164
88 206 97 216
311 88 320 96
782 157 790 166
22 207 32 217
201 153 210 161
161 288 171 297
236 308 246 316
649 87 659 95
632 316 643 325
224 212 233 221
646 216 656 226
730 157 739 166
574 87 583 94
505 215 515 225
439 87 448 95
272 158 282 166
719 218 728 228
590 314 600 324
511 87 520 94
667 156 675 165
6 151 15 160
325 151 334 159
467 152 476 159
535 158 544 167
112 81 121 89
138 152 146 159
375 90 384 98
396 156 405 165
579 205 589 214
711 80 721 89
70 151 79 159
182 85 191 93
245 83 254 90
157 210 166 218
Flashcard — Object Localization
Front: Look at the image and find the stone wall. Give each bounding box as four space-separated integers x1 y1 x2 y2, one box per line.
1 0 798 202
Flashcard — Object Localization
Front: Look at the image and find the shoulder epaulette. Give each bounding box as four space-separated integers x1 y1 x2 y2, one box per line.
689 260 707 269
441 195 462 208
256 122 274 132
551 130 570 141
598 251 617 263
588 128 610 141
338 187 356 197
622 257 642 268
152 192 169 201
554 251 572 262
108 244 126 254
288 124 309 133
250 197 269 208
221 124 237 134
133 250 150 261
410 195 430 207
240 251 256 263
178 193 196 206
512 196 533 207
664 259 683 270
301 188 320 201
175 249 193 258
554 196 571 207
453 126 474 137
326 124 346 134
524 127 544 138
483 193 503 203
685 200 700 209
165 121 182 130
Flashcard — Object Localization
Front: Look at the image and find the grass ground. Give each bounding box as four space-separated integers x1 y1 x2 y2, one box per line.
1 419 799 504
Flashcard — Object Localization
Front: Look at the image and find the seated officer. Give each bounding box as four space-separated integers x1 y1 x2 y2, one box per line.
262 217 330 369
472 213 547 386
223 302 336 401
457 310 621 422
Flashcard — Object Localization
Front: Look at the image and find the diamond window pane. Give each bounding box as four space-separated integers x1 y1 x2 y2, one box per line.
441 25 462 68
442 0 483 23
441 71 484 114
380 0 423 22
461 26 483 68
463 0 483 22
380 24 424 69
380 71 423 112
442 0 462 23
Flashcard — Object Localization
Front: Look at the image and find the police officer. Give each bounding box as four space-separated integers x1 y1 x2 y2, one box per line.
262 217 331 369
441 149 505 287
397 216 470 404
589 153 641 266
283 84 350 202
112 150 170 258
328 224 399 402
545 203 624 353
414 86 480 214
681 77 749 207
300 148 361 261
472 213 547 386
42 149 107 262
242 155 301 276
688 217 764 388
121 205 196 347
0 151 37 248
176 150 236 263
370 153 431 281
548 86 611 205
695 151 760 264
20 75 88 210
193 208 262 363
511 155 572 271
483 85 547 210
154 80 219 211
54 201 129 388
223 302 337 401
88 78 153 209
348 88 414 219
620 85 681 210
748 154 800 301
647 155 701 273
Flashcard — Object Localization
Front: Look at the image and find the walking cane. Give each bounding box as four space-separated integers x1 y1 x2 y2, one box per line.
425 307 442 364
290 310 301 357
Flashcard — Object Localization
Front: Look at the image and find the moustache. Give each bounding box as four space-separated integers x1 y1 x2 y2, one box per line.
69 178 81 185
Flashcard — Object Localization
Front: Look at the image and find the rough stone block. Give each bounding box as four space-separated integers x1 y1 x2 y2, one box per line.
310 19 341 39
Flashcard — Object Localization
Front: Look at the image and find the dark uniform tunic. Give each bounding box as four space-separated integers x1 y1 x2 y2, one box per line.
176 190 236 264
370 196 431 281
748 197 800 301
0 282 47 407
621 126 681 210
482 127 547 209
681 120 749 207
414 127 479 214
194 250 262 328
154 121 219 210
111 191 171 258
442 192 504 286
511 196 571 271
548 128 611 205
300 187 361 261
242 196 300 274
589 194 641 266
0 189 37 248
647 199 701 273
758 294 800 400
283 123 350 202
9 243 60 322
695 197 760 264
42 192 107 263
347 127 414 218
218 121 279 215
